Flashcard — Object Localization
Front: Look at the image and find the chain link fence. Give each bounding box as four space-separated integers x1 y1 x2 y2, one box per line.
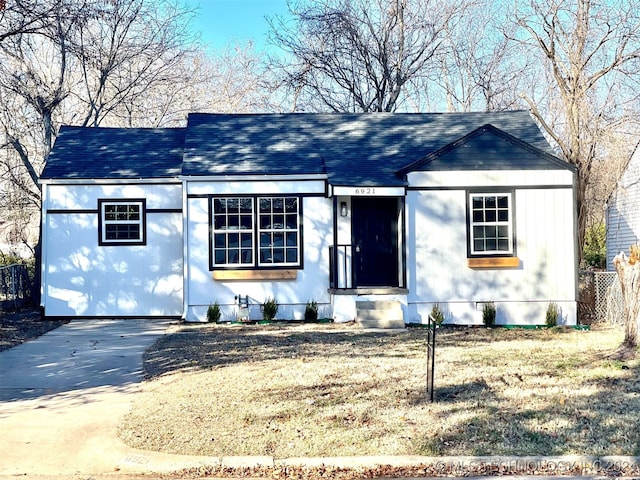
0 263 33 311
579 270 623 325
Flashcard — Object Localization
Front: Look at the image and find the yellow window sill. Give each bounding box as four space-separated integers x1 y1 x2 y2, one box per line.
467 257 520 268
213 269 298 281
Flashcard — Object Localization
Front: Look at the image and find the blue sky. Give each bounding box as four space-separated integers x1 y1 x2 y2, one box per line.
186 0 291 52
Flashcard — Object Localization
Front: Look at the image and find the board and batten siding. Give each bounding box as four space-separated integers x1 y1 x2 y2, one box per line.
40 182 184 317
607 146 640 270
184 179 332 322
406 169 577 325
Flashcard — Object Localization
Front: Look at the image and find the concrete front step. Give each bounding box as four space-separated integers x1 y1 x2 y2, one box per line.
356 300 405 329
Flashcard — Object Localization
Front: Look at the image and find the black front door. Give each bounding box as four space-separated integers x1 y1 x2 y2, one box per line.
352 197 399 287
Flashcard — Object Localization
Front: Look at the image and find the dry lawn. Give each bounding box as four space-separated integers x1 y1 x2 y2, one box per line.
119 323 640 458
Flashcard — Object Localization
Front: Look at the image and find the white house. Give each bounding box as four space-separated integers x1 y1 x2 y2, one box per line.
40 111 578 325
607 142 640 269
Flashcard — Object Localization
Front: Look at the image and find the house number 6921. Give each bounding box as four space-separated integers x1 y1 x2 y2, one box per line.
354 188 376 195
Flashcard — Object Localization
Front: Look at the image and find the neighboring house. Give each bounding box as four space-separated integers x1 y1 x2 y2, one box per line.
40 111 578 325
607 142 640 270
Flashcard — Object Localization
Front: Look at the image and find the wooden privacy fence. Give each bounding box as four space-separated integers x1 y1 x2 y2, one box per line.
0 263 32 311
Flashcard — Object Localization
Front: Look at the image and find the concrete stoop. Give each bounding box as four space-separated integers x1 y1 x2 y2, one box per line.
356 300 405 329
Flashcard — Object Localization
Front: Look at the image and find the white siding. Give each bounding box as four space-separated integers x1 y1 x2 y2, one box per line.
405 178 577 325
607 146 640 269
41 183 183 317
185 180 333 322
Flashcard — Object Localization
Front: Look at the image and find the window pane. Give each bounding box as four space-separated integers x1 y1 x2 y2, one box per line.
260 248 272 263
214 233 226 249
241 233 252 247
259 198 270 213
213 199 226 214
485 196 496 208
214 250 226 264
260 232 271 247
228 233 239 248
285 214 297 229
240 198 252 213
498 239 510 250
474 239 485 251
497 196 509 208
498 209 509 222
228 249 239 263
486 239 497 250
228 215 239 230
260 215 271 229
272 198 284 212
273 214 284 229
240 214 252 229
227 198 239 212
241 249 253 264
486 209 496 222
273 248 284 263
286 248 297 263
286 232 297 246
472 197 483 209
214 214 227 230
273 232 284 247
472 211 484 222
285 198 297 212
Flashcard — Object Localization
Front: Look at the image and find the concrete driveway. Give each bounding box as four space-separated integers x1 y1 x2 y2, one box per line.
0 318 221 477
0 319 170 402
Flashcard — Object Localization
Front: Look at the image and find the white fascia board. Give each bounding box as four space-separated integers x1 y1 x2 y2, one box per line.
38 177 182 185
180 174 328 183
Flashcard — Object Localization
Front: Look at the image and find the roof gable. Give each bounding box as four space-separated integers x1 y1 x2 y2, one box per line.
399 124 574 174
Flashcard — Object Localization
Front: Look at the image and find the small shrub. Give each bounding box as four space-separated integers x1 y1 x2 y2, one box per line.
430 303 445 326
546 301 560 327
482 302 496 326
207 302 221 323
305 300 318 321
261 297 278 321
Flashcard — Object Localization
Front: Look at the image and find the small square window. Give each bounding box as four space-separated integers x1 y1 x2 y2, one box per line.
468 192 513 256
99 199 146 246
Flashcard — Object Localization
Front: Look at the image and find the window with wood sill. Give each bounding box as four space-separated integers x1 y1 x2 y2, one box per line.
209 196 302 271
467 191 517 268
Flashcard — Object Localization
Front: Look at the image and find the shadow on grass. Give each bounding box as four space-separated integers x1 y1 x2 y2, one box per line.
142 327 420 379
413 360 640 457
141 324 640 457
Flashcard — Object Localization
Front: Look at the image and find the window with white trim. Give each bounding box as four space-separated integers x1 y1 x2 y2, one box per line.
211 196 301 269
99 199 146 245
469 192 513 255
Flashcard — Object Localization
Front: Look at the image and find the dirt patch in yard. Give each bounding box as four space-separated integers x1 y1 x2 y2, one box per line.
119 323 640 459
0 309 68 351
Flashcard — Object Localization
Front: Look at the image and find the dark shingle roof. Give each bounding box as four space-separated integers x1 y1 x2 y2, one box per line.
41 126 185 179
43 111 567 185
400 124 575 173
182 111 562 186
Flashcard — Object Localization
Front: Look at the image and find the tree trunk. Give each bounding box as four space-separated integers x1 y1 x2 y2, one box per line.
613 246 640 348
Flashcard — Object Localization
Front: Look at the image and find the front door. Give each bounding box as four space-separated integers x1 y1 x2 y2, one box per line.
351 197 399 287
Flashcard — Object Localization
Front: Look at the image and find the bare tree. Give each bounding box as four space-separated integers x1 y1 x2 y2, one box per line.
0 0 67 44
510 0 640 263
433 0 529 112
268 0 471 112
72 0 198 128
0 0 206 257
